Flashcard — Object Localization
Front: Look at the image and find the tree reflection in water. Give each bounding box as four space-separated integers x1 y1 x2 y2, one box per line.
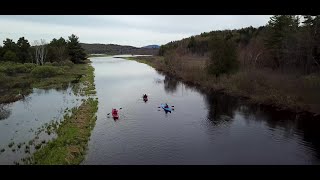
203 90 320 160
0 104 11 120
163 75 180 94
203 92 238 126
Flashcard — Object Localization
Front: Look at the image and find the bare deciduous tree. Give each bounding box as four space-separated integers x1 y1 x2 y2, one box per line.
33 39 47 65
239 37 265 68
54 46 67 62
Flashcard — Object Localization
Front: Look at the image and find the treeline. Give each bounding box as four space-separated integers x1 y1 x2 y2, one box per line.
159 15 320 76
81 43 159 55
0 34 87 65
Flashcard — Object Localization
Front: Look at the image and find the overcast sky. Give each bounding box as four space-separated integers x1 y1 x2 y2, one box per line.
0 15 272 47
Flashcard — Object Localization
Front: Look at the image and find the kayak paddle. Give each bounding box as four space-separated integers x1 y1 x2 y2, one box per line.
107 107 122 115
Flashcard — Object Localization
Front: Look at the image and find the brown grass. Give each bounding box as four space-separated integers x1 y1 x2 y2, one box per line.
128 55 320 114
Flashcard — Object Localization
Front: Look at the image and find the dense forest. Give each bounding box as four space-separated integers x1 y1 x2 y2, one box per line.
0 34 89 103
159 15 320 76
133 15 320 114
0 34 87 65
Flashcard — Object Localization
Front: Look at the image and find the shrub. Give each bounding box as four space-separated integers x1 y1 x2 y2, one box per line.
60 60 74 67
51 62 60 66
2 63 37 75
13 64 29 73
51 60 73 67
31 66 65 78
0 72 6 84
207 36 239 77
23 63 37 72
3 50 18 62
5 65 26 75
0 66 5 73
62 66 71 71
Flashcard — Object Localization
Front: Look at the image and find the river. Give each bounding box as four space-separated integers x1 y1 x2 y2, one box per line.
83 56 320 165
1 56 320 165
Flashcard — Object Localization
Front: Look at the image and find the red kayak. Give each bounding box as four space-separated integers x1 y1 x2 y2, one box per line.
112 109 119 119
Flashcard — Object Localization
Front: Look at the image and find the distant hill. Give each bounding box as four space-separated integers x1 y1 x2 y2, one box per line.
80 43 159 55
142 45 160 49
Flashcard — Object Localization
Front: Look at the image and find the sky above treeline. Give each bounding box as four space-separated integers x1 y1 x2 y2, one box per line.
0 15 272 47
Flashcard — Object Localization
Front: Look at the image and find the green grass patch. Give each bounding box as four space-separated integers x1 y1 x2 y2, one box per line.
0 61 94 103
28 98 98 165
31 66 65 78
88 54 111 57
79 64 96 96
19 61 98 165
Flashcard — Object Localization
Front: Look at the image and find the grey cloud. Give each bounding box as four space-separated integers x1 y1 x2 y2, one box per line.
0 15 272 47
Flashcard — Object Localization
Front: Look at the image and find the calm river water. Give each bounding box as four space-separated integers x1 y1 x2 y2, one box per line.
83 56 320 165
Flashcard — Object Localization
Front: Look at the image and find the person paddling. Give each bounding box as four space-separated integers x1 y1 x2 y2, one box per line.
112 109 118 115
164 103 169 108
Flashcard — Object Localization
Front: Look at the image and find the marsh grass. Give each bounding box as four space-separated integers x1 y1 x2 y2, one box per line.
128 56 320 114
28 98 98 165
0 61 92 103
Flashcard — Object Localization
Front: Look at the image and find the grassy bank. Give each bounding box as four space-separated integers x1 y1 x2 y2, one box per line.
0 61 92 103
126 56 320 115
26 98 98 165
19 61 98 165
88 54 112 57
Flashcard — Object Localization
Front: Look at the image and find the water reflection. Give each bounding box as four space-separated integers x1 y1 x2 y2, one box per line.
153 78 163 84
249 105 320 161
204 93 238 126
0 85 83 164
0 105 11 120
84 57 320 164
163 75 180 94
296 118 320 159
203 90 320 162
21 95 33 114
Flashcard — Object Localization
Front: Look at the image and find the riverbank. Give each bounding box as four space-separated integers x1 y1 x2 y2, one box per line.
88 54 112 57
125 56 320 115
0 60 91 104
18 61 98 165
27 98 98 165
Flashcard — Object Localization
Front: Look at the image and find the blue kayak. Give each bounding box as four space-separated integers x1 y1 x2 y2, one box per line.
160 104 172 112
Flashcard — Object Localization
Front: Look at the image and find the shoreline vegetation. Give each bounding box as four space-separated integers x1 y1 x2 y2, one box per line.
16 61 97 165
1 34 99 165
0 60 91 104
87 54 112 57
124 15 320 116
80 43 158 55
0 34 89 104
125 56 320 116
27 97 98 165
18 61 97 165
